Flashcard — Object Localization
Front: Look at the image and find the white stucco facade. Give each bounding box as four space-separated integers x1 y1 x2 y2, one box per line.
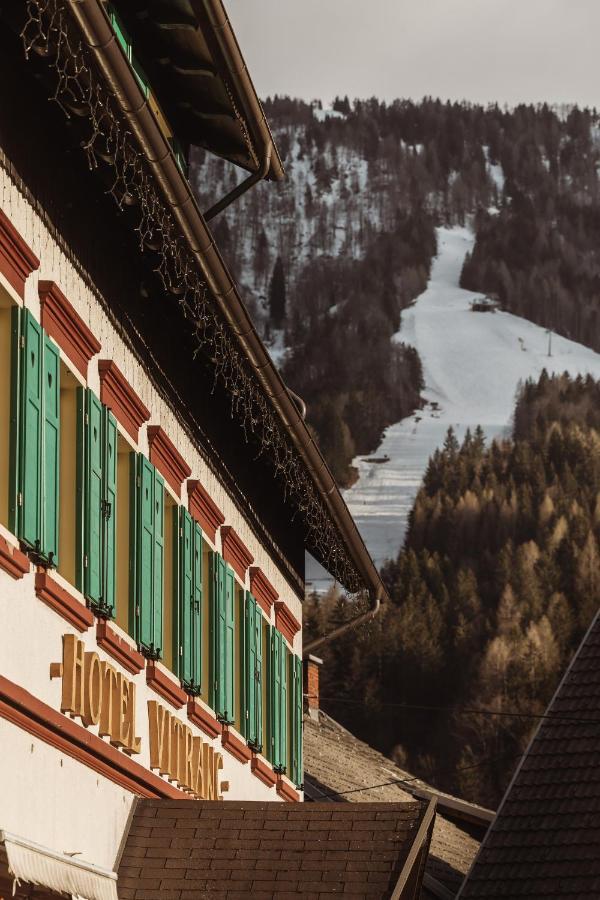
0 160 304 879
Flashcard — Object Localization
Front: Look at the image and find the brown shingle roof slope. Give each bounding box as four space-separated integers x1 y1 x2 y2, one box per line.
304 711 486 897
118 798 429 899
458 610 600 900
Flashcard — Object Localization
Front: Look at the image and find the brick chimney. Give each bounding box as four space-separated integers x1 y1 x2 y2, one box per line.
303 654 323 720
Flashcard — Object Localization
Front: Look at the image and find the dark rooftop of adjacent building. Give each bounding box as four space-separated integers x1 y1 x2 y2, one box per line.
458 609 600 899
118 798 434 899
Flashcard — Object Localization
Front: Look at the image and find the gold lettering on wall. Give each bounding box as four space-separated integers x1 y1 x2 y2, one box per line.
53 634 141 754
147 700 225 800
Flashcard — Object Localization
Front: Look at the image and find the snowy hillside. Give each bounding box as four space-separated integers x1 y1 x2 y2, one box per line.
341 226 600 573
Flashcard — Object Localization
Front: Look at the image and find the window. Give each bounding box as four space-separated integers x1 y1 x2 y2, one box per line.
131 452 164 658
209 551 235 724
0 297 14 527
10 308 60 566
172 507 203 692
242 592 263 751
76 388 117 617
115 436 132 634
290 654 303 788
57 363 79 585
268 626 288 773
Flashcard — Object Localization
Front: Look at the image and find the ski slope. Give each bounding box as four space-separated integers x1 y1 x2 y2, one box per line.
306 225 600 590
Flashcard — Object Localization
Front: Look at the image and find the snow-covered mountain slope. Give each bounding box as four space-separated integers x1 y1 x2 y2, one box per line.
307 226 600 589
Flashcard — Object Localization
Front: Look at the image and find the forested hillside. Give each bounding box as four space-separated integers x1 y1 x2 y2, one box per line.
305 372 600 807
192 98 600 483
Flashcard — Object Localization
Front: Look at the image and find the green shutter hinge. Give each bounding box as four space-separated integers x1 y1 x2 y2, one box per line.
19 335 25 349
101 500 112 520
83 554 88 568
17 492 22 507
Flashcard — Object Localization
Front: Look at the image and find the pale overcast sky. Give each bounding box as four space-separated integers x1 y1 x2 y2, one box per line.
228 0 599 108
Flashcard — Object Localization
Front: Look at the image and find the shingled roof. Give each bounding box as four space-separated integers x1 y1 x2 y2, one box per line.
458 609 600 899
118 798 435 899
304 711 491 899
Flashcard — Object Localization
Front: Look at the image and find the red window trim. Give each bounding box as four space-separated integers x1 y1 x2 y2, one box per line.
220 526 254 582
38 280 101 378
0 209 39 299
274 601 301 646
34 571 94 632
251 752 276 787
187 698 222 739
276 776 300 803
147 426 192 499
0 534 30 580
221 725 252 764
98 359 150 443
96 621 145 674
249 566 278 615
146 661 187 709
187 480 225 543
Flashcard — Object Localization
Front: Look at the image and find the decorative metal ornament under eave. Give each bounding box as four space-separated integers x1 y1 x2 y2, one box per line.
19 0 364 595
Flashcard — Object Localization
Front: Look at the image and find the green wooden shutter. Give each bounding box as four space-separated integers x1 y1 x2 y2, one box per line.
209 550 227 717
269 626 282 768
84 390 103 606
103 408 117 616
224 565 235 723
19 310 43 551
280 639 288 772
152 467 164 657
244 593 256 745
291 655 303 787
255 608 263 752
178 507 194 687
9 308 22 536
192 520 203 691
42 332 60 565
136 454 154 652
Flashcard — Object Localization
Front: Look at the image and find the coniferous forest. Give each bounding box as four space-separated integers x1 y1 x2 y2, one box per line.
306 372 600 807
193 99 600 806
193 97 600 484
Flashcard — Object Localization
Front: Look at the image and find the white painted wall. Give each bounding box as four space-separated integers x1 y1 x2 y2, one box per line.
0 165 304 874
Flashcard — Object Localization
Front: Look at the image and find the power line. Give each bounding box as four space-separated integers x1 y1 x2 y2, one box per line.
308 751 523 801
312 695 600 727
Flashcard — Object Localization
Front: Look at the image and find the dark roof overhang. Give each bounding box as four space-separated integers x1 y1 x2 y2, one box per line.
20 0 388 608
101 0 285 181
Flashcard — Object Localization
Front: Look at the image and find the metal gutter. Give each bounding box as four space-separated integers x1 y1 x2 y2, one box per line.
196 0 285 183
67 0 389 612
303 586 382 656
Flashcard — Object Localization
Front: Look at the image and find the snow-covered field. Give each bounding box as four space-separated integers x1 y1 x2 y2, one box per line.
306 225 600 590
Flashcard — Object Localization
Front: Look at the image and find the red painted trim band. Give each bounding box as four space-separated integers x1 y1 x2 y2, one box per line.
0 675 188 799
